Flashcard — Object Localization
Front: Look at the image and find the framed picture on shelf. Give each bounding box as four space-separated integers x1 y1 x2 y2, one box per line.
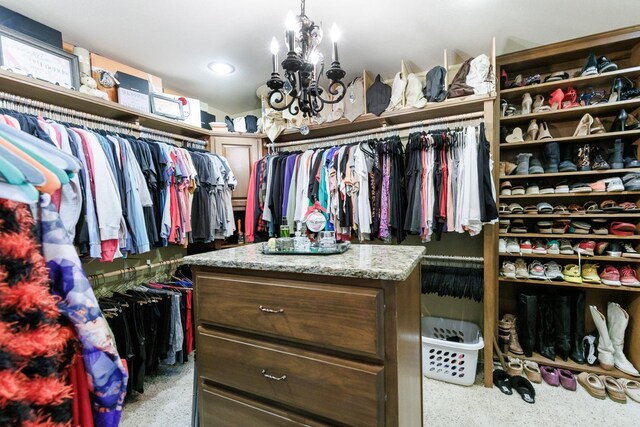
0 24 79 90
150 93 184 120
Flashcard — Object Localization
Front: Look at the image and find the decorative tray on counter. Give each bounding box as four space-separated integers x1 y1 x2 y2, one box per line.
260 242 351 255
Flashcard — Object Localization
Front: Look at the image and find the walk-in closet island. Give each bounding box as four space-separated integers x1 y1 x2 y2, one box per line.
184 243 425 426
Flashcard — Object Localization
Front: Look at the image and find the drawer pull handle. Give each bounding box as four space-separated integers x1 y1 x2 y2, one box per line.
261 369 287 381
259 305 284 314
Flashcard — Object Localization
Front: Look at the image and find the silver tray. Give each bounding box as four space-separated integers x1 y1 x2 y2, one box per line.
260 242 351 255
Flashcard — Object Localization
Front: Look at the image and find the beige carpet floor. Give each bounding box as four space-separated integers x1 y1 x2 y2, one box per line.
120 360 640 426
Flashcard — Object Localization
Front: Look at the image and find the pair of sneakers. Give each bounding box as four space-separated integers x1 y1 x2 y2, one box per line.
501 259 563 281
599 265 640 287
564 263 602 284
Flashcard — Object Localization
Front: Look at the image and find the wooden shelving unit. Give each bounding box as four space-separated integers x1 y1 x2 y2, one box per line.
0 69 266 141
488 26 640 388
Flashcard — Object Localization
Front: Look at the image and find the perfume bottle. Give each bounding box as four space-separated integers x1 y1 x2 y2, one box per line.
237 219 244 245
280 217 290 237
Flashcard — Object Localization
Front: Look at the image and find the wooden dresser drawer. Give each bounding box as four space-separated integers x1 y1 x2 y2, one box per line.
200 383 330 427
197 273 384 358
199 328 385 427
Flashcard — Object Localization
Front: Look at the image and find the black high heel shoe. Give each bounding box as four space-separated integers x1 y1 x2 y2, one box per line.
611 109 629 132
610 78 624 102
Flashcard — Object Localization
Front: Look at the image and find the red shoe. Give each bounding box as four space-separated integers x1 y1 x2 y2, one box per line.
549 88 564 111
600 265 621 286
562 87 580 109
620 266 640 287
574 240 596 256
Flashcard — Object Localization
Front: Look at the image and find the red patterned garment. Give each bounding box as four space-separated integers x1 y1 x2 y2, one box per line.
0 199 76 426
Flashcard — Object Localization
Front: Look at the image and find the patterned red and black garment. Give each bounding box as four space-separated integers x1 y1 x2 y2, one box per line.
0 199 76 427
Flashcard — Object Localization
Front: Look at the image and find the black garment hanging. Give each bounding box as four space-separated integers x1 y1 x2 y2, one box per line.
421 263 484 302
477 122 499 222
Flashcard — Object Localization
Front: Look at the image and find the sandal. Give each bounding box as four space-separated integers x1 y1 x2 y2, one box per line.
493 369 513 395
510 375 536 404
601 200 624 213
619 202 640 212
499 203 510 214
553 204 570 215
537 202 553 214
584 201 602 213
562 86 580 109
524 205 538 215
509 203 524 214
523 360 542 384
568 203 585 214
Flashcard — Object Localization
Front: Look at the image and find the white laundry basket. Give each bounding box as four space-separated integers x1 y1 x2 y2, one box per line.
421 316 484 386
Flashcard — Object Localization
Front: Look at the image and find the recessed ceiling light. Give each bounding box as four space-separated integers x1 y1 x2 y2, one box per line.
208 62 235 75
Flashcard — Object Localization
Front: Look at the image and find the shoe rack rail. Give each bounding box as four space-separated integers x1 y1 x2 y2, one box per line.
488 25 640 388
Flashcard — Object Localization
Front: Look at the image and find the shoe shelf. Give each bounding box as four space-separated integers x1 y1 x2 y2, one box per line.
499 129 640 149
500 167 640 180
499 66 640 99
500 233 640 241
504 213 640 218
499 252 640 263
500 98 640 125
500 191 640 199
503 351 639 381
500 278 640 293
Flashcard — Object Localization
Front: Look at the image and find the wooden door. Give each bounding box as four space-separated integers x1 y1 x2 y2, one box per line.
214 137 260 209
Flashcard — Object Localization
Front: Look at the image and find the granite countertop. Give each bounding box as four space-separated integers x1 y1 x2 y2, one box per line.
182 244 425 281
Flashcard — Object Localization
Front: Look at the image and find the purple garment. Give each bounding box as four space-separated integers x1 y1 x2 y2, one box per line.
379 153 390 240
39 194 128 427
281 154 298 216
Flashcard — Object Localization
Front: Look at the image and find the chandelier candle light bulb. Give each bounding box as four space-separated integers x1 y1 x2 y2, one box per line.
270 37 279 73
286 10 296 52
330 23 340 62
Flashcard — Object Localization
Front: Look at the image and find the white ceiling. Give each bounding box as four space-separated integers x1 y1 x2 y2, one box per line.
1 0 639 115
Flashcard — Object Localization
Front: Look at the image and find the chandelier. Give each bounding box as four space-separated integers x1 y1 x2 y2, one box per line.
266 0 346 119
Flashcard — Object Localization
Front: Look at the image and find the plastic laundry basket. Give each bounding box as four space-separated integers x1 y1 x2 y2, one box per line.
421 316 484 386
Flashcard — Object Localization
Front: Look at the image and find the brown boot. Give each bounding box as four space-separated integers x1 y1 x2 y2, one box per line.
498 317 511 353
502 314 524 355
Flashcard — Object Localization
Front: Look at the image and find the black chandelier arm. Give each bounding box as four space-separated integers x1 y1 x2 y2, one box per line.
267 89 298 112
315 80 346 105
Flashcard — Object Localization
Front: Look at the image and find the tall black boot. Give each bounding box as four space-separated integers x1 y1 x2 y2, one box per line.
570 291 586 364
517 293 538 357
537 293 556 360
554 294 572 361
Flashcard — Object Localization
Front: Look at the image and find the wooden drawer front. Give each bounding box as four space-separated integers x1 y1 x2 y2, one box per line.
197 273 384 358
200 384 330 427
199 328 385 427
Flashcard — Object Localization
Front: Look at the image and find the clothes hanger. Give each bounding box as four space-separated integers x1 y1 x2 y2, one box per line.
0 155 38 203
0 143 46 186
0 121 81 175
0 136 62 194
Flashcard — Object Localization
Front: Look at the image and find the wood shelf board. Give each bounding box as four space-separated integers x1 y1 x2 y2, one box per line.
499 66 640 99
275 94 494 142
500 191 640 199
499 278 640 293
499 130 640 149
500 233 640 240
0 69 267 140
499 98 640 125
497 25 640 69
500 168 640 180
498 252 640 263
502 213 640 219
503 351 640 380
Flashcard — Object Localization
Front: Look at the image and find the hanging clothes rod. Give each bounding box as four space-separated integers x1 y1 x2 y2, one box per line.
87 257 184 285
271 110 485 150
0 91 208 147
